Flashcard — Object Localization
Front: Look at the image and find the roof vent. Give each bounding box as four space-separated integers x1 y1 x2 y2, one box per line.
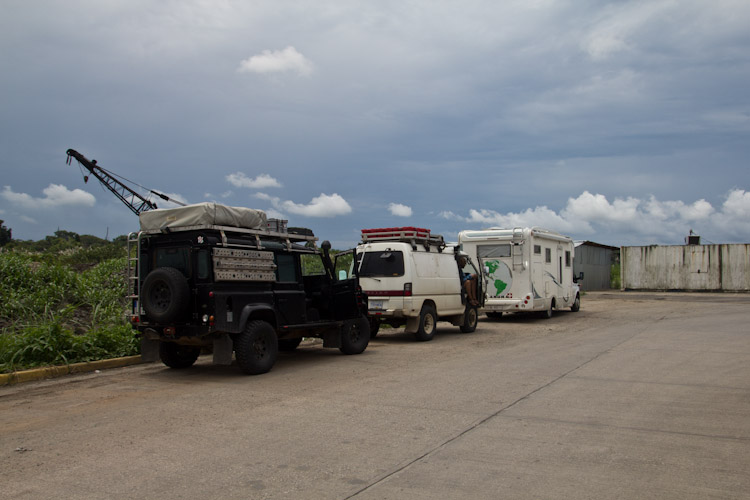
685 230 700 245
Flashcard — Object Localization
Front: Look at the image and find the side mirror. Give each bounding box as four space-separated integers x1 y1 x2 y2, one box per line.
575 272 584 282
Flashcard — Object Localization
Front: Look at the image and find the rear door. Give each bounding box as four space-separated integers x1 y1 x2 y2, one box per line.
476 243 513 300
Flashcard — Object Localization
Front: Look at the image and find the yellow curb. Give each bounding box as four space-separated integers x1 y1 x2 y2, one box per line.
0 355 143 387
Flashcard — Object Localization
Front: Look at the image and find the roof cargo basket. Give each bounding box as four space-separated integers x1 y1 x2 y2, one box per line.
361 227 446 252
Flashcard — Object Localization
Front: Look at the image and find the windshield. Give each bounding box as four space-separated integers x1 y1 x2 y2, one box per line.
358 250 405 277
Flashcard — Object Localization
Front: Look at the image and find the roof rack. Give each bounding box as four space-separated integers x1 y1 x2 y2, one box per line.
361 227 446 252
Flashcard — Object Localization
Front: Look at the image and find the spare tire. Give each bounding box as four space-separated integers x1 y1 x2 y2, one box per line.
141 267 190 323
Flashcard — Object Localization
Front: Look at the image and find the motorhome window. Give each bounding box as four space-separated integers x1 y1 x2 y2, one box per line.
196 249 210 279
301 254 326 276
478 244 512 258
545 248 552 263
359 251 405 277
565 251 571 267
155 248 190 276
534 245 541 254
276 254 298 282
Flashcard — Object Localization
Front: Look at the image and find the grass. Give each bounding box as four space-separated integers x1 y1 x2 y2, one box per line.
0 246 138 373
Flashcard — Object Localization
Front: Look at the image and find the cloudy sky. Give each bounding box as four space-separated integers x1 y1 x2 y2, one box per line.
1 0 749 248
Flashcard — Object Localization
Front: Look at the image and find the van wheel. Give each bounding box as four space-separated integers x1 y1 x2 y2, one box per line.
340 316 370 354
414 305 437 342
570 294 580 312
159 342 200 369
460 306 479 333
369 318 380 338
278 337 302 352
141 267 190 323
235 320 278 375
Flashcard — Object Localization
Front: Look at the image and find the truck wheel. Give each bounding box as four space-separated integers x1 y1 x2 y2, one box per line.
570 294 580 312
235 320 278 375
369 317 380 338
278 337 302 352
159 342 200 369
460 305 479 333
141 267 189 323
414 305 437 342
340 316 370 354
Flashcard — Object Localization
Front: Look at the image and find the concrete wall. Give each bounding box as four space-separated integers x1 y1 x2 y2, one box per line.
621 244 750 291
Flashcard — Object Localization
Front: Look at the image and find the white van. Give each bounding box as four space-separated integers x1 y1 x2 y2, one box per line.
458 227 581 318
356 227 485 341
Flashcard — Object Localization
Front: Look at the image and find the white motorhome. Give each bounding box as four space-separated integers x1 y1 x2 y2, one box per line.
458 227 581 318
356 227 485 341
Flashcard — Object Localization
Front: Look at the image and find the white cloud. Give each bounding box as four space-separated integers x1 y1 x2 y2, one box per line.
562 191 641 224
255 192 352 218
226 172 282 189
438 210 463 221
722 189 750 217
445 190 750 245
465 206 582 234
388 203 412 217
237 46 314 77
1 184 96 209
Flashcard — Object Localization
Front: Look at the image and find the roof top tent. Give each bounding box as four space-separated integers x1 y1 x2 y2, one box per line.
458 227 581 318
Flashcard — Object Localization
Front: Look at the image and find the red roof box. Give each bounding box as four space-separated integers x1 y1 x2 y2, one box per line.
361 227 431 241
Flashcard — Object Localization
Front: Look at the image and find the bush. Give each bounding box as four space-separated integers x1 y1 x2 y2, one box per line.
0 238 138 373
0 321 138 372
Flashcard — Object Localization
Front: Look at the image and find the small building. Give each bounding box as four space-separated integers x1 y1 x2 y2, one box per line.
574 241 620 290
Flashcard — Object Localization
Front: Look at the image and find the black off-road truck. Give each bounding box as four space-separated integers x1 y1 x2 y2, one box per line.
128 203 369 375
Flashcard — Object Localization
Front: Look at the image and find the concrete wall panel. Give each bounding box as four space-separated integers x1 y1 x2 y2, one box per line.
622 244 750 291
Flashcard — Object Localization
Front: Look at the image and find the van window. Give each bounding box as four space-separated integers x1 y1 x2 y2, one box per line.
359 251 405 277
545 248 551 263
565 250 571 267
478 244 511 258
534 245 541 255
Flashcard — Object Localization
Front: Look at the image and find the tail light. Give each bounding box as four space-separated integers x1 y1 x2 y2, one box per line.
404 283 412 296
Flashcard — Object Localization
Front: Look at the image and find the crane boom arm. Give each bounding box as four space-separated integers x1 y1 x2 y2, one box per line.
66 149 158 216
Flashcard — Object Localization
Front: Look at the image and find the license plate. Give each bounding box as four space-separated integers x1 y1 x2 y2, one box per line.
369 300 384 311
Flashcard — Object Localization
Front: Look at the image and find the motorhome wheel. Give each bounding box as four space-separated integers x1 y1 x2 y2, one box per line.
571 294 580 312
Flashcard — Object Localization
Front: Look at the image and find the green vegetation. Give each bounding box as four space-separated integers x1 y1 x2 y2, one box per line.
0 232 138 373
0 220 11 247
610 263 621 289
